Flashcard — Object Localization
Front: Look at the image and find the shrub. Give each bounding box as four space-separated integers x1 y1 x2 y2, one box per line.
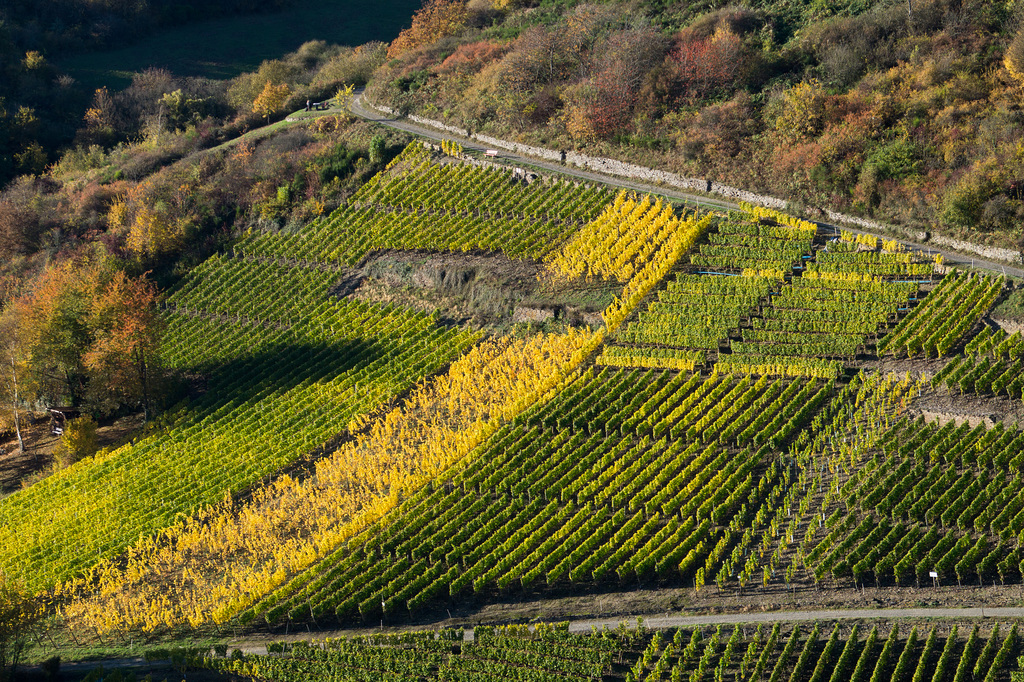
437 40 509 76
941 173 1000 230
313 43 387 88
54 416 98 469
867 138 920 181
1004 28 1024 85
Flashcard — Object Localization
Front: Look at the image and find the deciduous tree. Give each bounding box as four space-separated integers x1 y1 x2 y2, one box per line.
3 260 165 416
83 271 163 419
774 79 828 141
1005 29 1024 86
18 261 93 406
671 27 744 101
252 81 291 121
125 202 182 257
0 305 32 455
0 200 40 260
387 0 469 59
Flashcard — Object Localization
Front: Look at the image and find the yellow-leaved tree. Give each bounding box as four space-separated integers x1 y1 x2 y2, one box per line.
125 203 182 257
252 81 291 121
774 79 827 141
1005 29 1024 86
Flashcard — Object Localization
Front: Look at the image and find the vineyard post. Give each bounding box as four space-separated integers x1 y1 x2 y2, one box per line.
43 625 60 651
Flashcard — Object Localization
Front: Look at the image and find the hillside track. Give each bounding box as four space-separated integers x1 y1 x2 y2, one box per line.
214 605 1024 654
33 604 1024 676
347 94 1024 280
565 606 1024 634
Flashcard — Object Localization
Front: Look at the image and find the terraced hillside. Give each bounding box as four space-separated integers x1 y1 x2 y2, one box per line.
9 143 1024 678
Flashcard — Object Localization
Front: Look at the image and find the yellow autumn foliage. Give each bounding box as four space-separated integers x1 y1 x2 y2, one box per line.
61 329 598 633
548 190 686 283
546 189 711 333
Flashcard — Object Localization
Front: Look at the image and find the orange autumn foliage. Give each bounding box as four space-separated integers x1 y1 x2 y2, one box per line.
437 40 508 76
3 259 163 413
82 270 162 416
388 0 468 59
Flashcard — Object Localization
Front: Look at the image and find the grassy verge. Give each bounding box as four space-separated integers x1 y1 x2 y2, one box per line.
26 621 228 665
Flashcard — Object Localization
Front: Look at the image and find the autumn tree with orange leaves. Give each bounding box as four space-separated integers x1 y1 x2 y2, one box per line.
83 271 163 419
387 0 468 59
0 259 165 426
14 262 94 406
671 27 744 101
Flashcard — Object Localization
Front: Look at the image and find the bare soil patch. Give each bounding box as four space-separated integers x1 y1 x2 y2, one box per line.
0 412 146 496
346 249 616 329
0 420 59 494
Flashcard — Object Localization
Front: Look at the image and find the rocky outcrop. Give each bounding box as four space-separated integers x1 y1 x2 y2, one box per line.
512 306 556 324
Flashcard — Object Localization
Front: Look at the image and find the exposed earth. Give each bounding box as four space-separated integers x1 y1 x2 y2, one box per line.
347 249 616 329
0 413 145 496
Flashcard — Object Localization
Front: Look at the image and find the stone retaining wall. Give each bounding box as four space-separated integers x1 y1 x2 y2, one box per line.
928 234 1021 265
475 133 564 163
710 181 786 209
366 99 1023 266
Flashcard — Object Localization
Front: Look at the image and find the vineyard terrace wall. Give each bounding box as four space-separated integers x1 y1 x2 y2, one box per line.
365 101 1023 266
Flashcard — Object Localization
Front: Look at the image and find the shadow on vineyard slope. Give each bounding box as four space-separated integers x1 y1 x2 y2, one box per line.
197 339 380 402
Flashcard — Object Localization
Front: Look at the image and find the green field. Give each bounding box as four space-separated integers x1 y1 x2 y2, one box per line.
54 0 420 91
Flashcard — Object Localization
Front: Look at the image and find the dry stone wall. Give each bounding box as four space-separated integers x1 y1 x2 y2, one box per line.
928 234 1021 265
366 100 1023 266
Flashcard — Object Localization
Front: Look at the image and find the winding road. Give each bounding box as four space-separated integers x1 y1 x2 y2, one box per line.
347 93 1024 280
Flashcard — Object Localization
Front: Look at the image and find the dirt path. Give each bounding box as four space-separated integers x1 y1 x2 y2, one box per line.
33 602 1024 678
347 94 1024 280
213 605 1024 653
563 606 1024 634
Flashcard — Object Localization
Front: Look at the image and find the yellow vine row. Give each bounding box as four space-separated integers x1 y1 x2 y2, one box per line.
60 329 599 633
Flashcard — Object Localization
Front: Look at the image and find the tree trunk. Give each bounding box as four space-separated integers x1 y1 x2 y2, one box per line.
137 348 150 423
9 352 24 455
